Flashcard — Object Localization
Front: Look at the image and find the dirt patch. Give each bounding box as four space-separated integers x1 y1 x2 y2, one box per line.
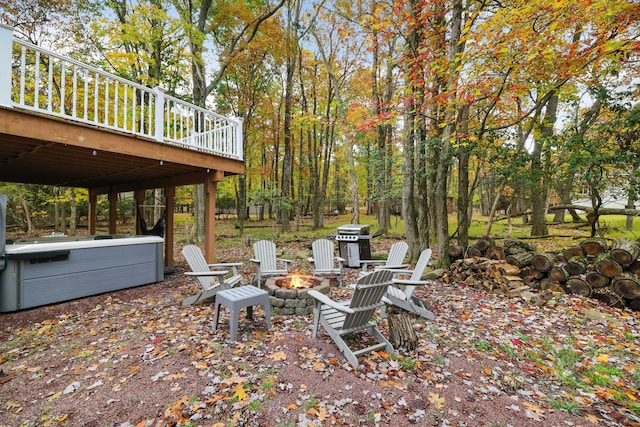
1 241 639 427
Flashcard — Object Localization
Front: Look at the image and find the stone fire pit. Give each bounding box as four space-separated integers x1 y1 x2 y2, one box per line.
264 275 331 315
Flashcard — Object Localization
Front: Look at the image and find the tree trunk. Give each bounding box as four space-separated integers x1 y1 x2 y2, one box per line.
386 305 418 350
16 184 33 234
530 93 558 236
69 187 76 236
484 178 507 237
402 76 419 259
456 105 471 249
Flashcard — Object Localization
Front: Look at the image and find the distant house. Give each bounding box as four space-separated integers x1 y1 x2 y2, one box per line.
572 187 636 210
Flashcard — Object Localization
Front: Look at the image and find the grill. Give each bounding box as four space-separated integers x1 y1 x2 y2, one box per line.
336 224 372 267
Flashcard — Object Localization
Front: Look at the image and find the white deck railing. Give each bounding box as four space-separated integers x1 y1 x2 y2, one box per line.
0 24 243 160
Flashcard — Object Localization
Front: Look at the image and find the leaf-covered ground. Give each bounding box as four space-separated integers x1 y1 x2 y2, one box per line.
1 239 639 427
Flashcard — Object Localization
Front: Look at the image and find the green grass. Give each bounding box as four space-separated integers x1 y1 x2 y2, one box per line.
547 398 582 413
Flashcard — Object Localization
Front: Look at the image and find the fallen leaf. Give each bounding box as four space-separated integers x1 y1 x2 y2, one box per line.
584 413 600 424
233 384 247 401
269 351 287 361
286 403 298 411
596 354 609 363
428 392 445 409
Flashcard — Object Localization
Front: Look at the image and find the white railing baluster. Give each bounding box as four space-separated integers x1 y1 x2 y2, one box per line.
60 62 66 114
34 50 40 109
19 45 25 105
47 55 53 111
72 65 77 117
114 80 118 128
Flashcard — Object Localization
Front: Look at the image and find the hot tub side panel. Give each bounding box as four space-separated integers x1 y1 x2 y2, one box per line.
0 241 163 312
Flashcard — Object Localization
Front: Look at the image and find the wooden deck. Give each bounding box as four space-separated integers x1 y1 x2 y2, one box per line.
0 24 244 265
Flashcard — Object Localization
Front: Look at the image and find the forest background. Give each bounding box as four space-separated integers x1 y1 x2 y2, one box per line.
1 0 640 266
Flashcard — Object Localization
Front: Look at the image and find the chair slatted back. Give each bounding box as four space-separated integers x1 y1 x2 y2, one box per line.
385 242 409 267
312 239 336 270
253 240 278 272
343 269 393 330
182 245 218 289
403 248 433 298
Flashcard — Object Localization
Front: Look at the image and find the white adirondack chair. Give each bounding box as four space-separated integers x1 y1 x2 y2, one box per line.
308 238 345 285
250 240 292 287
308 269 395 368
382 248 435 320
181 245 244 306
360 241 409 274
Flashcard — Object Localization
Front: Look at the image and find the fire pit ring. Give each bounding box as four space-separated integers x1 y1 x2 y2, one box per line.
264 275 331 315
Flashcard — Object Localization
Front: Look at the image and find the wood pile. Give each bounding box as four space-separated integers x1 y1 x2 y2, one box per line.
445 237 640 311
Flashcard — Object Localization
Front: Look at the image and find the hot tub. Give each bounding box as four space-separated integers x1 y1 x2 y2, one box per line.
0 194 164 312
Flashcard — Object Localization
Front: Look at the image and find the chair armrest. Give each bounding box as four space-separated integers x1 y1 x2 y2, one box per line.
392 278 429 286
335 256 346 263
307 290 355 314
278 258 292 264
250 258 261 264
210 262 243 275
360 259 386 271
375 264 409 270
210 262 243 268
185 270 229 277
308 257 315 264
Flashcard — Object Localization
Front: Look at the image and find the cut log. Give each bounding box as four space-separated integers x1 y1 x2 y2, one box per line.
580 238 608 257
594 253 623 278
485 245 505 260
448 244 464 260
611 273 640 299
627 298 640 312
505 252 533 268
626 259 640 275
504 238 536 253
562 246 584 261
565 256 589 276
565 276 592 297
386 305 418 350
473 236 495 253
540 280 566 293
548 266 569 283
467 246 483 257
610 238 640 266
531 253 556 273
592 289 626 309
497 263 521 276
530 291 554 306
585 271 610 289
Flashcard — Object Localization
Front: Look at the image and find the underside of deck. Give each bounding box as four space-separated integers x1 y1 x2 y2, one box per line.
0 107 244 193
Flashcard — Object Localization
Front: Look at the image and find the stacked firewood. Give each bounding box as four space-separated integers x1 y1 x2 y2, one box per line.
444 237 640 311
